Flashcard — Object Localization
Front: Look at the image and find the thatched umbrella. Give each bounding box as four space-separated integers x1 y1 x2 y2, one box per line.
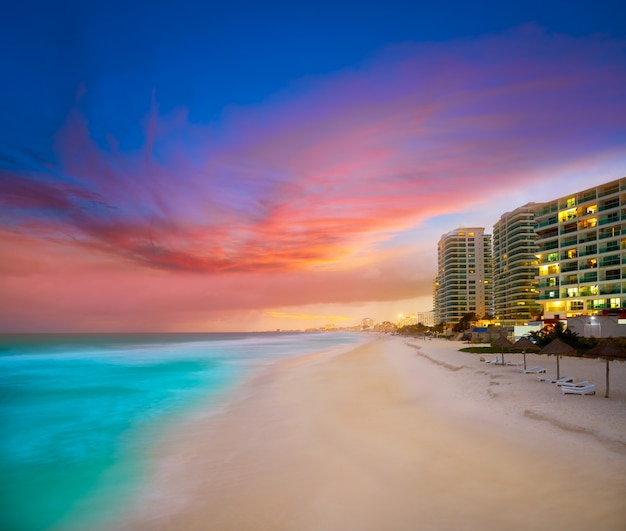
539 338 576 380
513 337 539 371
492 336 513 365
584 339 626 398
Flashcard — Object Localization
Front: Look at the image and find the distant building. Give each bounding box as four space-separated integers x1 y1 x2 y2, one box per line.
415 311 435 327
493 204 541 324
397 314 417 327
434 228 493 326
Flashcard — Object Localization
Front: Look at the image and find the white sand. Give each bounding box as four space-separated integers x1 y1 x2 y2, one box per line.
115 336 626 531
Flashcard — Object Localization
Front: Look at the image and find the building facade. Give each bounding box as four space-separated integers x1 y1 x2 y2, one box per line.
415 311 435 327
535 178 626 318
434 228 493 325
492 204 541 324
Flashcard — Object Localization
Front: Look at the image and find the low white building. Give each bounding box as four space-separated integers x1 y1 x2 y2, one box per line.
567 315 626 338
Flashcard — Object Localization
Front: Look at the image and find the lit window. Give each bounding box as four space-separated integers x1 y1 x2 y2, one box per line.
578 218 598 229
559 208 577 222
566 197 576 208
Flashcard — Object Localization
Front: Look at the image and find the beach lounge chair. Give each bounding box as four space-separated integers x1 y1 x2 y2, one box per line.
523 366 546 374
556 380 589 387
561 384 596 395
538 375 573 384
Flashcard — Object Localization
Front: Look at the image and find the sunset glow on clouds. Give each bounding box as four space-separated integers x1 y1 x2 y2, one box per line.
1 5 626 331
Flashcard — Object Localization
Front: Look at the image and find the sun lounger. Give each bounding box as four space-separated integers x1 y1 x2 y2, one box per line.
538 375 573 384
561 384 596 395
523 366 546 374
557 380 589 387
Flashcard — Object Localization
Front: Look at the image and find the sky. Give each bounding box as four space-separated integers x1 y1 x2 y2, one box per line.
1 1 626 332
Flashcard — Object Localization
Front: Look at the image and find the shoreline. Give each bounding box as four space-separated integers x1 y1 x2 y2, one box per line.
113 336 626 530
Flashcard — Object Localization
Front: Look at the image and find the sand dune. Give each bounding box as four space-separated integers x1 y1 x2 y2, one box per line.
115 336 626 531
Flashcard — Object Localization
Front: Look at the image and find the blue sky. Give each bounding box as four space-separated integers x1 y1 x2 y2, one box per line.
3 0 624 161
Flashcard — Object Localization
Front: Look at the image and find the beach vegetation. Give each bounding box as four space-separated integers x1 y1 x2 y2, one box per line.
397 323 432 337
528 321 597 351
460 346 509 354
453 312 478 333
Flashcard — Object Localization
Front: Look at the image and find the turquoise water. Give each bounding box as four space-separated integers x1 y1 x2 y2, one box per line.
0 332 366 531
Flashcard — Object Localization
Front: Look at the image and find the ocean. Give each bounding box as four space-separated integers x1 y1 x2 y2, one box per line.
0 331 368 531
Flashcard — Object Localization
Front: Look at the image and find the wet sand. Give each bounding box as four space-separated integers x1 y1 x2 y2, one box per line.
115 336 626 531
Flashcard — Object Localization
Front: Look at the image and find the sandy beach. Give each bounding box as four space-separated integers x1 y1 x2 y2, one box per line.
115 335 626 531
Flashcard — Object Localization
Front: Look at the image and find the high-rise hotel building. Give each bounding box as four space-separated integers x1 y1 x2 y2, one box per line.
535 178 626 318
492 204 541 323
434 228 493 325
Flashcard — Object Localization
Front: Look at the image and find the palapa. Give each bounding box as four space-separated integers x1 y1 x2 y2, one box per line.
584 339 626 398
512 337 539 371
539 338 576 380
492 336 513 365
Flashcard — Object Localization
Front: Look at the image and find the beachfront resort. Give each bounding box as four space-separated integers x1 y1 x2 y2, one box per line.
433 176 626 339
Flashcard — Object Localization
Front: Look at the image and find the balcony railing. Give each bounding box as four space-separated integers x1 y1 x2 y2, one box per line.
599 287 622 295
578 233 597 243
538 242 559 252
537 281 559 288
536 293 559 300
599 244 620 253
579 191 597 202
579 248 598 256
601 256 621 267
580 292 598 298
599 200 620 211
599 216 620 225
579 273 598 283
598 186 620 198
